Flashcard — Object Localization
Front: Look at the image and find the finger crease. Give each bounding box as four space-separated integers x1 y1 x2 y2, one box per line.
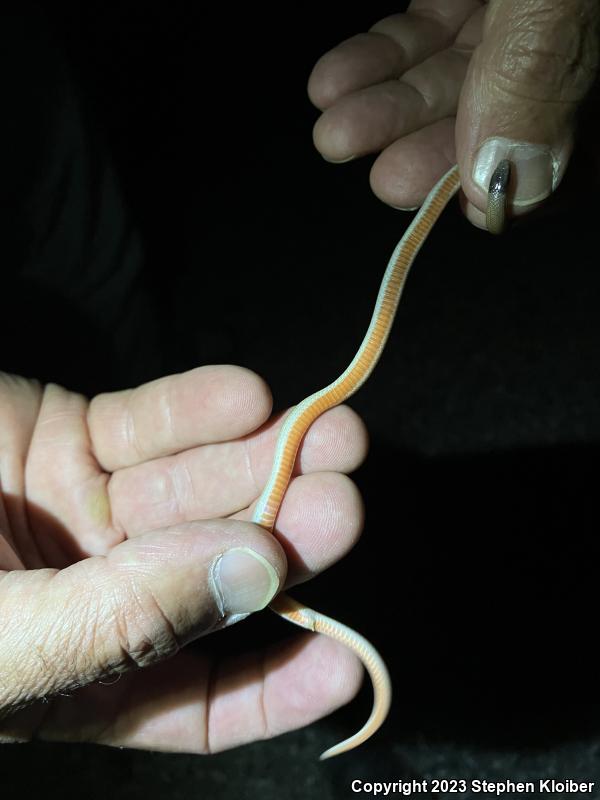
243 438 260 496
163 378 177 446
399 76 434 112
125 391 145 462
106 475 127 539
411 8 464 36
178 459 196 515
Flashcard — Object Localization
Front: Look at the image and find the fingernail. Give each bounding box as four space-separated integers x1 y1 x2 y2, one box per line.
211 548 279 615
322 154 356 164
390 204 420 212
472 137 559 207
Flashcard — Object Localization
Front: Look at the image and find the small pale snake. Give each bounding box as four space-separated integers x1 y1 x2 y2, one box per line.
251 161 509 759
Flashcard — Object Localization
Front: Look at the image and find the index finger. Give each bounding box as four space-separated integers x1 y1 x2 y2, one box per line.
88 365 273 472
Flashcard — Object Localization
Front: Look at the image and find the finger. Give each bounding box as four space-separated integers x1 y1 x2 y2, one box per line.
0 537 23 571
369 116 457 208
308 0 480 110
0 373 44 568
24 636 362 753
0 519 285 726
88 365 273 472
109 404 368 536
311 46 468 163
23 382 118 566
456 0 599 228
234 471 364 586
206 635 361 754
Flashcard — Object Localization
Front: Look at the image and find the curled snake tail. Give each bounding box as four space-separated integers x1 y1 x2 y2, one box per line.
269 592 392 759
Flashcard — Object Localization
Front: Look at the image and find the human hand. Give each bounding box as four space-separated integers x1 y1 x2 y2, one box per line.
308 0 599 228
0 366 367 752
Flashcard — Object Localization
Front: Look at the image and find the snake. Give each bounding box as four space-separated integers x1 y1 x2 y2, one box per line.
251 160 510 760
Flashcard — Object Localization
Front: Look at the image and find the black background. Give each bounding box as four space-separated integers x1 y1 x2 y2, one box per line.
2 2 600 798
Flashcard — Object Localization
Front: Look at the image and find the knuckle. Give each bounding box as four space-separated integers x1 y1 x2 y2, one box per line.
486 1 599 103
111 578 180 670
491 0 598 103
124 389 146 462
402 50 466 113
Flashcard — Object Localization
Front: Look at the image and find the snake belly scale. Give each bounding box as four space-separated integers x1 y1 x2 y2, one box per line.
251 164 461 760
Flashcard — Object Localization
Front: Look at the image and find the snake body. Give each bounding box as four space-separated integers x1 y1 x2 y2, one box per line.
251 162 506 759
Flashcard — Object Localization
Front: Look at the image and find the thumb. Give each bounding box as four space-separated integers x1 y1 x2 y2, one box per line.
456 0 599 229
0 519 285 716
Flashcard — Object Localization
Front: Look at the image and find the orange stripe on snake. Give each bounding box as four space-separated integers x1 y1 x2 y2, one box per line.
252 165 461 759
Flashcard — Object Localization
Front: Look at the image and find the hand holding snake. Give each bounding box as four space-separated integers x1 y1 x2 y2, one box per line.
0 0 597 761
